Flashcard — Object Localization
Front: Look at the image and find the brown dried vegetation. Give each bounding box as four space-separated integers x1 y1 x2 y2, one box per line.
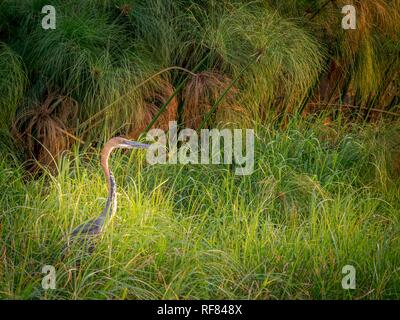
182 71 243 129
12 93 78 171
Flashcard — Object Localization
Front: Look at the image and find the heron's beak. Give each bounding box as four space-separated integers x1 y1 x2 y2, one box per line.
123 140 149 149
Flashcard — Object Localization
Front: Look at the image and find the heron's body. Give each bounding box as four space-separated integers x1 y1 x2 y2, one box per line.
66 137 148 250
70 172 116 237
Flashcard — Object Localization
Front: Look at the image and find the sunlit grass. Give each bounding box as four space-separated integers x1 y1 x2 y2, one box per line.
1 119 399 299
0 0 399 300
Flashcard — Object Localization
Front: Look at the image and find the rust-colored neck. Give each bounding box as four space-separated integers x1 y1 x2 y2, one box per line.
101 139 118 189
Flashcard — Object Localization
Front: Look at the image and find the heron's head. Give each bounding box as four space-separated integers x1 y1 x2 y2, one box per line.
108 137 149 150
101 137 149 177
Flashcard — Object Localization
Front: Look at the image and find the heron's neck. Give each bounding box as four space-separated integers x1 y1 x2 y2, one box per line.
99 170 117 220
101 142 115 190
108 170 116 195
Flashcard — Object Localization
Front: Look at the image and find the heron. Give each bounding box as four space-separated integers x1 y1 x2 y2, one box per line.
65 137 149 251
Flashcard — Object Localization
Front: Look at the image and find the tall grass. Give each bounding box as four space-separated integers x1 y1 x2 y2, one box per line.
183 2 324 121
269 0 400 117
0 0 334 165
0 1 399 299
1 119 399 299
0 43 26 131
17 1 145 137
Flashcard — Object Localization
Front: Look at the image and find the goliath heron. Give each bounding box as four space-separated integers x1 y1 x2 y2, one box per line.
66 137 149 248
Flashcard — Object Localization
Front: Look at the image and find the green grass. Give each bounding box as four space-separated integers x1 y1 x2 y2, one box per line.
0 0 399 300
1 119 399 299
1 0 327 140
0 43 26 131
1 0 398 145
